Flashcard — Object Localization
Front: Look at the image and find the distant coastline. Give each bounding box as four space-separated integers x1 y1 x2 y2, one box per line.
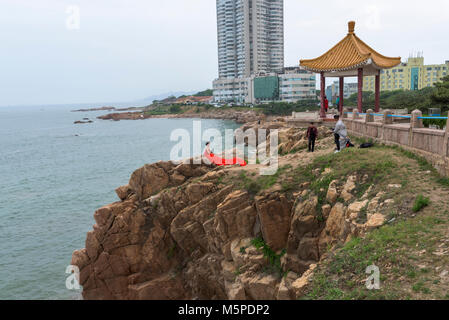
95 106 265 124
71 106 144 112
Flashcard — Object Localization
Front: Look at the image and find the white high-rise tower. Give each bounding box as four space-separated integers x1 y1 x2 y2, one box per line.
216 0 284 79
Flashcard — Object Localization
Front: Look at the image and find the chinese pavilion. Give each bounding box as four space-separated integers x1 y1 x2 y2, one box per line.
300 21 401 118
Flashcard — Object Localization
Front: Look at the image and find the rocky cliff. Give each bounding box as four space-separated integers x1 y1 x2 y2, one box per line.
71 124 391 300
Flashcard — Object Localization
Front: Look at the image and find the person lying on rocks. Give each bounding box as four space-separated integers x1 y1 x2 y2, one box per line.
203 141 246 167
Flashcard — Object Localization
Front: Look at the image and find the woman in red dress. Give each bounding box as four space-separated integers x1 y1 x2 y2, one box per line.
203 142 246 167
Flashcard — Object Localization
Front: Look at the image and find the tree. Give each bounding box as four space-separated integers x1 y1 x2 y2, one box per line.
345 88 436 113
194 89 213 97
169 105 181 113
431 76 449 109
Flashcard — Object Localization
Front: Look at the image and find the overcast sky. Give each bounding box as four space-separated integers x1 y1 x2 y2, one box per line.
1 0 448 106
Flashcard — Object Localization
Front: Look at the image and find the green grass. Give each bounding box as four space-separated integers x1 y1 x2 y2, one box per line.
237 165 291 196
303 212 446 300
285 147 398 220
412 195 430 212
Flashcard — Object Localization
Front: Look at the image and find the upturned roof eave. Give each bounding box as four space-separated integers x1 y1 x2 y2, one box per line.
300 58 371 74
299 21 402 74
301 56 402 74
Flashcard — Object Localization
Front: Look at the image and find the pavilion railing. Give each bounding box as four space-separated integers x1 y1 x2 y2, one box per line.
344 112 448 120
341 109 449 177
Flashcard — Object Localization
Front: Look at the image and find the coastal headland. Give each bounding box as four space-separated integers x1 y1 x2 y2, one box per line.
95 106 266 124
71 117 449 300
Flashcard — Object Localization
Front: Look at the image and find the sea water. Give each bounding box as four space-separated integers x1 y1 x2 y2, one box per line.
0 104 239 299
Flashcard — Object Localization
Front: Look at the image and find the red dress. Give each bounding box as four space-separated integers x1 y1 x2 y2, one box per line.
204 152 247 167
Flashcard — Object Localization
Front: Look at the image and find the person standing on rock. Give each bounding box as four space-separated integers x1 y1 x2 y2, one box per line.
333 115 347 153
306 122 318 153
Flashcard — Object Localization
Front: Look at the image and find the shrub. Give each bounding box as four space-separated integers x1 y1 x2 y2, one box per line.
412 195 430 212
250 237 286 276
169 105 181 113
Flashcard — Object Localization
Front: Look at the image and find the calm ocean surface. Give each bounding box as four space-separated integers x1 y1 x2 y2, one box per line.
0 104 239 299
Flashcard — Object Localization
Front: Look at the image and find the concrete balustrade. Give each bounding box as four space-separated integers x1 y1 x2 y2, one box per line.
343 109 449 177
383 110 393 125
443 117 449 161
365 109 374 123
411 109 423 129
446 116 449 133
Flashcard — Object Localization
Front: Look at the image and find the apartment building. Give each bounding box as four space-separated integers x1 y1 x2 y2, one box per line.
278 67 316 102
363 56 449 92
213 67 316 104
212 77 254 104
326 81 358 104
214 0 284 103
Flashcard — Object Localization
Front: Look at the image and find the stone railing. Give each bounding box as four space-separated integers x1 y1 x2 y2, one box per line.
343 109 449 177
292 111 319 120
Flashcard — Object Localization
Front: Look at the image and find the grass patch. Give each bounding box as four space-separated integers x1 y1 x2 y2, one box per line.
290 147 399 219
303 213 445 300
412 195 430 212
237 165 291 196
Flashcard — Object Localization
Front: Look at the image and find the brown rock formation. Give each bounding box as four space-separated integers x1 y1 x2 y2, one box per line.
71 125 388 300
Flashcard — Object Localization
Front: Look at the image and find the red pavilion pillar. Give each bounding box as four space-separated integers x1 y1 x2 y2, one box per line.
320 72 326 118
357 68 363 113
339 77 344 115
375 71 380 112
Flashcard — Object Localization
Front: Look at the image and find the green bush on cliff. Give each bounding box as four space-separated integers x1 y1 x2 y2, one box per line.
251 237 286 277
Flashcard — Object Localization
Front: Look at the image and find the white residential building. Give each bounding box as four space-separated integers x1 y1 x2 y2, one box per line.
279 67 316 102
214 0 284 103
213 77 254 104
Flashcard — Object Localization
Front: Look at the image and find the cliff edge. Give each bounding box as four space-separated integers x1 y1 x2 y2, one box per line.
71 122 449 300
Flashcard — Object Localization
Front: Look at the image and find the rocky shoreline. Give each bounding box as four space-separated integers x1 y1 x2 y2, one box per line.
70 120 393 300
97 109 265 124
72 106 143 112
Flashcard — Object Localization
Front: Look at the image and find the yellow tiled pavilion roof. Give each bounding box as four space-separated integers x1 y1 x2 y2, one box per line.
300 21 401 73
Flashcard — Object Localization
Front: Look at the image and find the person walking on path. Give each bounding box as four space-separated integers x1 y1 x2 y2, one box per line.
306 122 318 153
333 115 347 153
324 96 329 113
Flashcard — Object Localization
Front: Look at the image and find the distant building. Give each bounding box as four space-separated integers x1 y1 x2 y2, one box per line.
278 67 316 102
216 0 284 79
254 75 280 102
363 56 449 92
213 66 316 104
326 81 358 104
213 0 284 104
213 77 254 104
